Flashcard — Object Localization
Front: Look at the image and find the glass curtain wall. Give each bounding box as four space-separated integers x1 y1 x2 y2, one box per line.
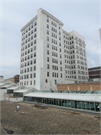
23 96 100 112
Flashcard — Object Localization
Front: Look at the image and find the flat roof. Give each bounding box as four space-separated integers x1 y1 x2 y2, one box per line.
7 86 19 90
88 66 101 70
14 89 29 93
1 84 13 88
24 92 101 102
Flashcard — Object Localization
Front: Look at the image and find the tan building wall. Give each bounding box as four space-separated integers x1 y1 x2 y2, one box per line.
57 82 101 91
4 75 19 84
4 77 14 83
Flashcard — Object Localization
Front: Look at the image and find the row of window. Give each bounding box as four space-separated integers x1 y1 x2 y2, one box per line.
20 73 36 79
20 80 36 85
77 65 87 70
76 50 86 57
22 22 37 35
21 46 36 57
75 36 85 44
20 66 36 74
47 72 62 78
22 37 37 46
21 59 36 68
47 64 62 71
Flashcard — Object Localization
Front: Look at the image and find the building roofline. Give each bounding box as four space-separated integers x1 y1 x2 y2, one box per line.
42 9 64 26
21 15 37 31
63 29 69 36
88 66 101 70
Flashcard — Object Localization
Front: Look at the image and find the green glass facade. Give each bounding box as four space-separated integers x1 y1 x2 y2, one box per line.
7 90 13 94
24 96 100 112
13 93 23 97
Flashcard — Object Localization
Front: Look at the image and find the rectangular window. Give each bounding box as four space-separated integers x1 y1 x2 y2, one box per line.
55 80 57 84
47 64 49 69
34 73 36 78
34 66 36 70
47 57 49 62
47 72 49 77
47 37 49 41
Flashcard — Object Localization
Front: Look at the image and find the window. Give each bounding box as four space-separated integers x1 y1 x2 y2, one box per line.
31 54 33 58
47 57 49 62
47 50 49 55
34 73 36 78
47 17 49 22
34 40 36 44
47 43 49 48
47 64 49 69
47 37 49 41
34 66 36 71
61 73 62 78
47 30 49 34
60 60 62 64
31 48 33 52
30 60 33 65
34 46 36 50
34 59 36 64
35 22 37 26
31 42 33 46
60 67 62 71
34 28 37 32
30 67 32 71
34 80 35 85
47 24 49 28
30 81 32 85
46 79 48 83
59 42 61 46
55 80 57 84
34 33 36 38
30 74 32 78
34 52 36 57
47 72 49 77
27 68 29 72
31 30 33 34
60 54 62 58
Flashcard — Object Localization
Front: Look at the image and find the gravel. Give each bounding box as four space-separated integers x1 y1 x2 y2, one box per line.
1 101 100 134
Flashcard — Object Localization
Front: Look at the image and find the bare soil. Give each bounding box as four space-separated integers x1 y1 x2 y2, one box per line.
1 101 100 134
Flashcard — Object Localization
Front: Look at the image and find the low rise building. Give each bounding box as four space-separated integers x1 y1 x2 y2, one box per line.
4 75 19 84
88 66 101 79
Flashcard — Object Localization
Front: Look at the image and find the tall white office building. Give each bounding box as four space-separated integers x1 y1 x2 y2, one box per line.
20 8 88 90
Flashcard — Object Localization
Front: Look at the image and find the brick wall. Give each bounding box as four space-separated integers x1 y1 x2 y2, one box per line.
57 82 101 91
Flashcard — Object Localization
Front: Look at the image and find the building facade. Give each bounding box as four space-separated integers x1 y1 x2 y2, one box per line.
88 66 101 79
20 8 88 90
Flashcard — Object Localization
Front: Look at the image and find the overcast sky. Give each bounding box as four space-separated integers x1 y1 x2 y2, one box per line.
0 0 101 79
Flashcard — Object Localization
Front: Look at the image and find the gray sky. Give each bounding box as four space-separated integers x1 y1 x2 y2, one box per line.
0 0 101 79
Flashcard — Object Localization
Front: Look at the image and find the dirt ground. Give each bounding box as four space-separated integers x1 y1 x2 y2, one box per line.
0 101 100 134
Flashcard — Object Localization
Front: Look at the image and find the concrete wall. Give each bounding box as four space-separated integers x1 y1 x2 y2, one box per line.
10 97 23 102
57 82 101 91
0 76 4 82
0 89 7 101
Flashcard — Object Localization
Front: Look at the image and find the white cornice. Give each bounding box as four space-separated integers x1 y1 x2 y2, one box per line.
42 9 64 26
21 15 37 32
